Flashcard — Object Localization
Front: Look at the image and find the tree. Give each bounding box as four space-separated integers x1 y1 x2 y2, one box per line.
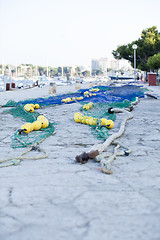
96 70 103 76
50 68 58 77
82 70 90 77
38 66 45 76
75 66 81 76
58 67 62 75
147 52 160 72
112 26 160 72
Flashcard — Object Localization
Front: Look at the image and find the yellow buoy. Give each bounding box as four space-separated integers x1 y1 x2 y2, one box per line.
26 122 34 131
38 118 49 128
21 122 33 133
74 112 82 118
88 117 93 125
65 97 72 102
24 104 34 113
74 115 82 123
29 106 34 113
100 118 108 126
88 102 93 107
83 104 89 110
76 96 83 100
106 120 114 129
32 121 42 131
30 104 35 108
74 112 82 116
86 117 92 125
34 103 40 109
81 116 88 124
24 104 31 108
37 115 46 121
89 118 98 126
24 104 31 111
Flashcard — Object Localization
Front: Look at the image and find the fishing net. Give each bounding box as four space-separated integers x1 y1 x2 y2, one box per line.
79 100 133 140
78 85 147 103
2 84 148 147
11 123 55 148
4 106 39 122
3 84 147 107
4 106 55 148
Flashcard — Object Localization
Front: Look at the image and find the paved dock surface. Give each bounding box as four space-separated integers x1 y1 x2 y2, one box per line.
0 83 160 240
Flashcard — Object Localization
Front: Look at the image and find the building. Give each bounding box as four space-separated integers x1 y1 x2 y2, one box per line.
91 59 99 72
108 59 120 70
98 58 108 73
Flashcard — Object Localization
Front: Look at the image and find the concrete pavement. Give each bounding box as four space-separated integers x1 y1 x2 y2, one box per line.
0 83 160 240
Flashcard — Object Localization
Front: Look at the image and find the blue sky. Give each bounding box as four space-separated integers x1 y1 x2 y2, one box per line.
0 0 160 67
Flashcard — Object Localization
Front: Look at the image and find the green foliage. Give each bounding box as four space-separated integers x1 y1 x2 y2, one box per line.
50 68 58 77
58 67 62 74
96 70 103 75
82 70 90 77
38 66 45 76
112 26 160 71
147 52 160 71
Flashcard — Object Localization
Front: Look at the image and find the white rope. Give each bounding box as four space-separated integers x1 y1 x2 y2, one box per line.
95 141 132 174
90 108 133 154
89 108 133 173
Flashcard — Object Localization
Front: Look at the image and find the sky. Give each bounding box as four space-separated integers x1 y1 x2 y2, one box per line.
0 0 160 67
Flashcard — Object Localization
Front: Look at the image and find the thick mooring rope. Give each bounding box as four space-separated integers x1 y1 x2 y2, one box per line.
75 98 139 173
95 141 132 174
90 108 133 154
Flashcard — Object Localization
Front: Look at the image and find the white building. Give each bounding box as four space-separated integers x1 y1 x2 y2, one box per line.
91 59 99 72
98 58 108 72
108 59 120 70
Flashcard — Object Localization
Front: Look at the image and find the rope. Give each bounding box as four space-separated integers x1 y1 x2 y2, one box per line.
75 99 139 172
0 145 48 168
90 108 133 154
0 131 56 168
95 141 132 174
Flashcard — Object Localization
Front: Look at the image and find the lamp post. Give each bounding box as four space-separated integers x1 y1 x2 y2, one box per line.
132 44 137 80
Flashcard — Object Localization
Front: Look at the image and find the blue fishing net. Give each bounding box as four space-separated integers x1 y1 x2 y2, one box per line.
3 84 147 107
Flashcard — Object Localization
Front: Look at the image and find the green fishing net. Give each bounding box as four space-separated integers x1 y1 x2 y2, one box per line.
3 100 17 107
4 105 39 122
79 100 132 140
3 106 55 148
11 123 55 148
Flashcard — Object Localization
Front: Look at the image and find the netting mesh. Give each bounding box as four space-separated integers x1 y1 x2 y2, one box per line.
3 85 147 107
4 106 39 122
2 84 148 147
4 106 55 148
11 123 55 148
79 100 132 140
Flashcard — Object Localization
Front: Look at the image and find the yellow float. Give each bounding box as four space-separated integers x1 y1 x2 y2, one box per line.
20 122 33 133
106 120 114 129
32 121 42 131
38 118 49 128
